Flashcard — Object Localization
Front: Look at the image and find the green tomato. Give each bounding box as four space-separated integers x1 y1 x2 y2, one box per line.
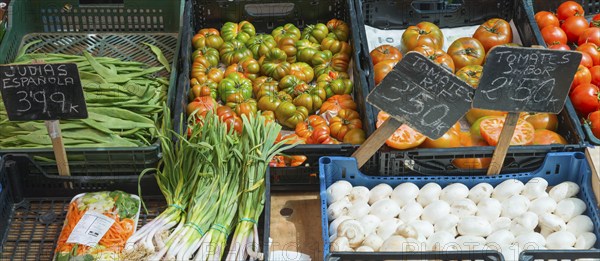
221 21 256 43
296 39 321 64
275 101 309 129
246 34 277 59
260 48 291 80
272 23 301 43
292 86 327 114
258 91 292 112
218 73 253 103
220 39 253 66
301 23 329 44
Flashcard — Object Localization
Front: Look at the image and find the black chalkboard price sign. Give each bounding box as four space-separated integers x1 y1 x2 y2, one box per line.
473 46 581 113
352 52 474 167
0 63 87 121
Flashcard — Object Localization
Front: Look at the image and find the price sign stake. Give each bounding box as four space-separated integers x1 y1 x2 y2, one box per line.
352 52 474 167
0 63 87 176
473 46 581 175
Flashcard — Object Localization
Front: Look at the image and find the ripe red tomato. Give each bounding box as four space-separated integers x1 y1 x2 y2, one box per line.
377 111 426 149
570 83 600 116
589 110 600 138
577 43 600 66
401 22 444 52
591 66 600 85
187 96 217 117
549 43 571 51
533 129 568 145
556 1 585 21
370 45 402 65
525 113 559 131
581 51 594 68
578 27 600 46
541 26 568 45
447 37 486 71
591 14 600 27
479 116 535 146
373 59 398 85
473 18 513 52
413 45 456 73
535 11 560 29
420 130 461 148
562 16 589 43
572 65 592 91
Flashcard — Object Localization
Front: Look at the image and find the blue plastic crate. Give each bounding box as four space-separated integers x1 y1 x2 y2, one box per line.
319 152 600 260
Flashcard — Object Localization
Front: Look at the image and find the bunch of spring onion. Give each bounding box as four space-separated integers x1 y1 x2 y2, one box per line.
226 116 292 261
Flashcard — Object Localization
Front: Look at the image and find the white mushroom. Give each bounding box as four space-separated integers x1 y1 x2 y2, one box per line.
523 177 549 200
391 183 420 207
546 230 576 249
515 232 546 250
575 232 597 249
434 214 459 236
491 217 512 232
370 199 401 220
477 198 502 222
337 219 365 248
549 181 580 202
440 183 469 203
555 198 586 222
369 184 393 205
468 183 493 204
566 215 594 237
362 233 384 251
356 246 374 252
509 212 538 236
486 229 515 247
359 215 381 236
329 233 337 243
395 223 418 239
450 198 478 218
405 237 426 251
501 195 530 219
426 231 456 251
417 183 442 206
500 244 522 261
380 236 408 251
492 179 525 202
539 213 567 232
376 218 401 240
347 201 370 219
407 220 434 238
456 235 486 250
329 215 352 236
348 186 370 205
457 216 492 237
327 180 353 204
399 201 423 223
529 196 557 216
331 236 353 252
328 198 351 220
421 200 450 223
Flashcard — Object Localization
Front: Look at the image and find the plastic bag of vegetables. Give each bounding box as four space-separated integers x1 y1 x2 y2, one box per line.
54 191 140 261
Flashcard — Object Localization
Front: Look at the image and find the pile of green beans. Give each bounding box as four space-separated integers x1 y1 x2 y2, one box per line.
0 41 171 149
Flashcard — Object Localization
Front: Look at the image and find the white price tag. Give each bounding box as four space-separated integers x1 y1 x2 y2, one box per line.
66 211 115 247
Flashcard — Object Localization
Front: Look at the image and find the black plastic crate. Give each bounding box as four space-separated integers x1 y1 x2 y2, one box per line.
0 154 271 260
0 0 186 175
354 0 587 176
179 0 379 187
522 0 600 146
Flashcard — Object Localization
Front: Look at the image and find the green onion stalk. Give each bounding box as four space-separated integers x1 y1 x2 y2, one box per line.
226 115 295 261
123 106 207 258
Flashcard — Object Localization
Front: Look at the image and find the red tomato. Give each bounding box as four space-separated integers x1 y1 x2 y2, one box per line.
562 16 589 43
572 65 592 91
578 27 600 46
472 18 513 52
556 1 585 21
591 66 600 85
187 96 217 117
581 51 594 68
370 45 402 65
570 83 600 116
377 111 426 149
591 14 600 27
589 110 600 138
413 45 456 73
533 129 568 145
541 26 568 45
373 59 398 85
577 43 600 66
549 43 571 51
535 11 560 29
447 37 486 71
452 158 492 169
479 116 535 146
525 113 559 131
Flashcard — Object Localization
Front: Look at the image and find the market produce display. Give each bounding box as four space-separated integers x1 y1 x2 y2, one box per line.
54 191 140 261
122 107 292 260
0 41 170 149
533 1 600 142
325 178 597 257
188 19 366 147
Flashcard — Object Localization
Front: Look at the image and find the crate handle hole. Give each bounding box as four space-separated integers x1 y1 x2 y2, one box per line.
245 3 294 17
554 164 560 174
280 207 293 217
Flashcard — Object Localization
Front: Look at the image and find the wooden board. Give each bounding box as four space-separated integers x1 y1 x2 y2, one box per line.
270 192 323 259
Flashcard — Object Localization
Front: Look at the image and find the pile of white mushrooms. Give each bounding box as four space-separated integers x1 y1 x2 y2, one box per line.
326 178 597 260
